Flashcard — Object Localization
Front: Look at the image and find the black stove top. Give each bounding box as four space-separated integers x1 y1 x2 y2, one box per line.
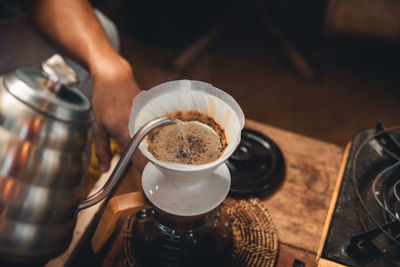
320 124 400 267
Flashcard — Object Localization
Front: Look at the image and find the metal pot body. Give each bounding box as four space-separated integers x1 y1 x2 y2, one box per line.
0 73 94 263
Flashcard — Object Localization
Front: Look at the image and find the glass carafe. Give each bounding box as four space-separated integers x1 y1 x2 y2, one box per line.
130 205 232 267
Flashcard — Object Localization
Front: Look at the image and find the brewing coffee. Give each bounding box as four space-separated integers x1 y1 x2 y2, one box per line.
147 111 227 165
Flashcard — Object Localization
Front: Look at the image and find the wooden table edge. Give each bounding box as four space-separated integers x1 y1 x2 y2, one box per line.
316 142 351 266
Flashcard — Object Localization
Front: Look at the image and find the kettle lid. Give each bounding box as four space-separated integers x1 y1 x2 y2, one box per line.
3 67 94 123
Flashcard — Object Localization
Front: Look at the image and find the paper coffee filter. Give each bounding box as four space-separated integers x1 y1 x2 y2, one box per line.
129 80 245 170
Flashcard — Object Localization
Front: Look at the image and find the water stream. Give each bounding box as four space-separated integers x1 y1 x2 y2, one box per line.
174 119 192 159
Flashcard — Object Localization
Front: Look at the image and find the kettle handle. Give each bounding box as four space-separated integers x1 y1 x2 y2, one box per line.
78 116 176 210
91 191 147 254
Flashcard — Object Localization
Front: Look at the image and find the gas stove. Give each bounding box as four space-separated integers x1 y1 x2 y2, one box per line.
318 123 400 267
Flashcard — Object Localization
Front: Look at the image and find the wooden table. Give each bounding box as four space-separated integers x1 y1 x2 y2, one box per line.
56 119 345 266
245 120 344 266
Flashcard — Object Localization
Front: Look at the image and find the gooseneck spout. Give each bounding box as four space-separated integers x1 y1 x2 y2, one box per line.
78 116 176 210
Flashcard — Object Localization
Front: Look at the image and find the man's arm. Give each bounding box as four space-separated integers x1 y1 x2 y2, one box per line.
27 0 118 73
26 0 143 172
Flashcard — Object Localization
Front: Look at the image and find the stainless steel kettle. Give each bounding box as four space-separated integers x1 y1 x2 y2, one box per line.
0 55 175 264
0 55 95 264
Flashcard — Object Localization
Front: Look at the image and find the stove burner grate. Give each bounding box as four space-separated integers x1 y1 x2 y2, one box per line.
350 123 400 265
319 123 400 267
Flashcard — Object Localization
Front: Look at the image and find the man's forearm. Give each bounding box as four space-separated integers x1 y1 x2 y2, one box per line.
27 0 123 74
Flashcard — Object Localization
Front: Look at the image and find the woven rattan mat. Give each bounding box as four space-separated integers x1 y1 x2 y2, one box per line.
124 197 279 267
225 197 279 266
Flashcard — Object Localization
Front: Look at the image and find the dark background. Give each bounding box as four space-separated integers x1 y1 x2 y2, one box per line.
4 0 400 147
94 0 399 147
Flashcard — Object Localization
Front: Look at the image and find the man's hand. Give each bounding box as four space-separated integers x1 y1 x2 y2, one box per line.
90 56 141 172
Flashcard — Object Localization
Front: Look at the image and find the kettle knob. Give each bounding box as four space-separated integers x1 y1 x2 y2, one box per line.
41 54 79 92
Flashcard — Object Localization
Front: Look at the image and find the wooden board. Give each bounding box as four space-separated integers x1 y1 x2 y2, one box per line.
245 119 344 265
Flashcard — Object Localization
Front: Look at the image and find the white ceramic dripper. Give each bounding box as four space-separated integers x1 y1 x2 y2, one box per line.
129 80 244 216
129 80 245 185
